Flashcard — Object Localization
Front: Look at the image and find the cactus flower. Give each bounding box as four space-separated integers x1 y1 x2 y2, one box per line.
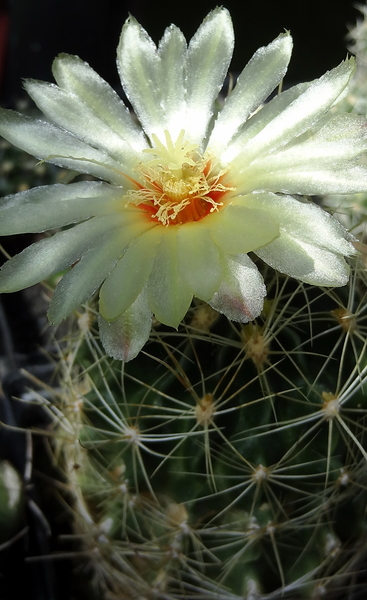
0 8 366 360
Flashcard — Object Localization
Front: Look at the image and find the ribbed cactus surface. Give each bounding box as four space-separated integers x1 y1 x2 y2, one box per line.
45 260 367 599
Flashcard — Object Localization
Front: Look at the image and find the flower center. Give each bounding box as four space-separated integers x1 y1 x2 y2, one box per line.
126 130 234 226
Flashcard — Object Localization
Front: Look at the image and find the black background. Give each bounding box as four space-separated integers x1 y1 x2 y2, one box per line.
1 0 361 103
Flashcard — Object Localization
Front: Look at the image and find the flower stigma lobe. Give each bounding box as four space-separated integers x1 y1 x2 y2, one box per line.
126 130 235 225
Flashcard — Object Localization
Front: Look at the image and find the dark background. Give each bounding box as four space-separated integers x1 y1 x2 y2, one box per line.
0 0 361 104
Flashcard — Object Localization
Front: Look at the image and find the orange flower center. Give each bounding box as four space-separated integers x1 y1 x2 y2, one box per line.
126 130 234 226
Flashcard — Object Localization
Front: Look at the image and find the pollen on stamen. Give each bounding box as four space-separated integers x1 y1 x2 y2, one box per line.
125 129 235 226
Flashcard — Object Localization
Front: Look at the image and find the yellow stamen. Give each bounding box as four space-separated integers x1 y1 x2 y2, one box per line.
126 130 234 226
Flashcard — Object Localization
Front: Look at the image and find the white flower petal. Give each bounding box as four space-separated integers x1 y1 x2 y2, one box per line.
247 115 367 171
0 181 122 234
185 7 234 145
236 114 367 193
247 139 367 173
208 254 266 322
48 229 126 325
209 32 293 153
147 228 193 328
209 204 279 254
117 16 165 139
309 112 367 142
0 214 125 292
255 233 351 286
24 80 141 170
241 193 356 256
157 24 187 139
99 226 162 320
52 53 146 151
221 81 310 162
98 289 152 362
0 109 126 185
225 59 355 164
176 224 224 300
243 164 367 196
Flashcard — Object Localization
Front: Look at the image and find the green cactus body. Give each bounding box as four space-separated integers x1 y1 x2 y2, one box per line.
45 259 367 600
